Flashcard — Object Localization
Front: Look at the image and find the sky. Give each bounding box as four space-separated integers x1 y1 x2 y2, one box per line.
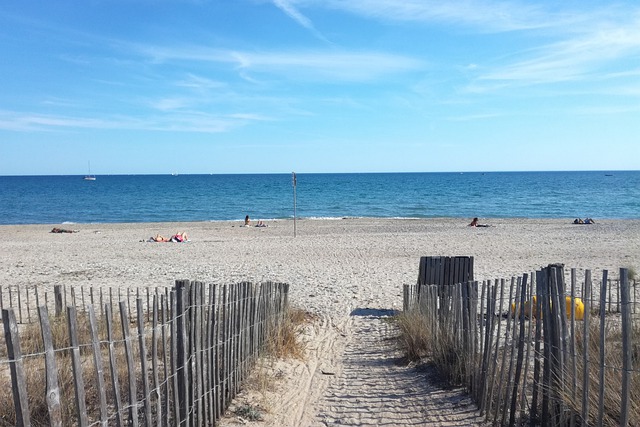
1 0 639 175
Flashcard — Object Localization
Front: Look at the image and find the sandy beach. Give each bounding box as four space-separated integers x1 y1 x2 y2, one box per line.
1 218 639 425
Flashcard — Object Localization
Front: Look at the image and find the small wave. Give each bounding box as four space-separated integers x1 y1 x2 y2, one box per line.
307 216 362 221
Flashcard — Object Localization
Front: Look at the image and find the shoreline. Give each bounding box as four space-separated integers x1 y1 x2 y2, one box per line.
3 215 637 227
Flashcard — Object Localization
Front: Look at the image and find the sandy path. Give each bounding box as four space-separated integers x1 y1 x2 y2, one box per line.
314 311 486 426
223 309 487 426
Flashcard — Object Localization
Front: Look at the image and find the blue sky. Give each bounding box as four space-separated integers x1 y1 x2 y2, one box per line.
1 0 639 175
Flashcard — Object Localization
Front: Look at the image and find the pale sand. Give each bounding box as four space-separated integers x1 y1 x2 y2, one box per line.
1 218 639 426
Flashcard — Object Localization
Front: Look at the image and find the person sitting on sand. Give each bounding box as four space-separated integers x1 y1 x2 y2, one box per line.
51 227 78 233
255 220 267 227
244 215 251 227
468 217 490 227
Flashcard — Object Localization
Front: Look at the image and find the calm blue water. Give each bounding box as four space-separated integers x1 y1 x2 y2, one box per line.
0 171 638 224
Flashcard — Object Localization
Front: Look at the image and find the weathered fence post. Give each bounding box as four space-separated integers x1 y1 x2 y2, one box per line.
549 264 567 425
479 281 496 417
581 269 592 425
105 303 125 427
510 273 528 426
175 279 191 425
137 299 153 426
495 277 516 426
54 285 63 316
151 295 163 427
3 308 31 427
619 268 632 426
119 300 139 427
67 306 89 427
597 270 608 426
38 305 63 427
87 305 109 426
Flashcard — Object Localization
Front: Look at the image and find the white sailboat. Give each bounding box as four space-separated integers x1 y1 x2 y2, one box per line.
83 161 96 181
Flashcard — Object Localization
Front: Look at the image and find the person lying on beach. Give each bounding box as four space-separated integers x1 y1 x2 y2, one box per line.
149 234 170 242
51 227 78 233
148 232 188 242
468 218 490 227
170 232 188 242
255 220 267 227
573 218 595 224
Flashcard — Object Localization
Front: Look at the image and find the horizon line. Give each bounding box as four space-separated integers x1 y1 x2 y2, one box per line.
1 169 638 177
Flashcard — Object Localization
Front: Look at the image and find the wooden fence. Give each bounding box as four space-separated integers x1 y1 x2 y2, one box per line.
0 280 289 426
417 255 474 287
404 266 638 426
0 283 172 325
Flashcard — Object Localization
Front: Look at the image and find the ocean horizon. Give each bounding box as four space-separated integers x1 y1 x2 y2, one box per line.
1 171 638 225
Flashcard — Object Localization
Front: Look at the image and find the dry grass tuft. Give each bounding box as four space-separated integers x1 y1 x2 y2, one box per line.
394 310 431 361
266 307 312 360
430 324 466 385
395 310 466 384
234 403 264 421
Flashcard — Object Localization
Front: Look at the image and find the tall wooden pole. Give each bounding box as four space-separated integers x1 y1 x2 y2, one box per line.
292 172 297 237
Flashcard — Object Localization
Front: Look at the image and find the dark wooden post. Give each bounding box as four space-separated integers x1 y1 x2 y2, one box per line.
510 273 529 426
175 280 191 425
620 268 632 427
54 285 63 316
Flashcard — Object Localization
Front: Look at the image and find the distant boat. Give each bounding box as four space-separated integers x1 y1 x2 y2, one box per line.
84 161 96 181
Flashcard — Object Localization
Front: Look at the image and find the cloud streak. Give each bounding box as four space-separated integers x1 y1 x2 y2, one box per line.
131 43 425 82
0 110 269 133
474 17 640 87
272 0 325 39
293 0 562 32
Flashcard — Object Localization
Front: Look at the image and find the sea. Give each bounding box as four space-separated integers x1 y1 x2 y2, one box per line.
0 171 638 225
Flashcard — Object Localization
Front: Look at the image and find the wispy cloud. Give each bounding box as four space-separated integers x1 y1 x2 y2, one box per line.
131 44 425 82
475 18 640 86
445 112 506 122
0 111 117 132
272 0 330 42
0 110 269 133
176 74 227 91
234 51 424 81
150 97 193 112
284 0 640 98
295 0 562 32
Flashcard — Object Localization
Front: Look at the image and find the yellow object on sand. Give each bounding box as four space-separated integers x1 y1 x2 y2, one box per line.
511 296 584 320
